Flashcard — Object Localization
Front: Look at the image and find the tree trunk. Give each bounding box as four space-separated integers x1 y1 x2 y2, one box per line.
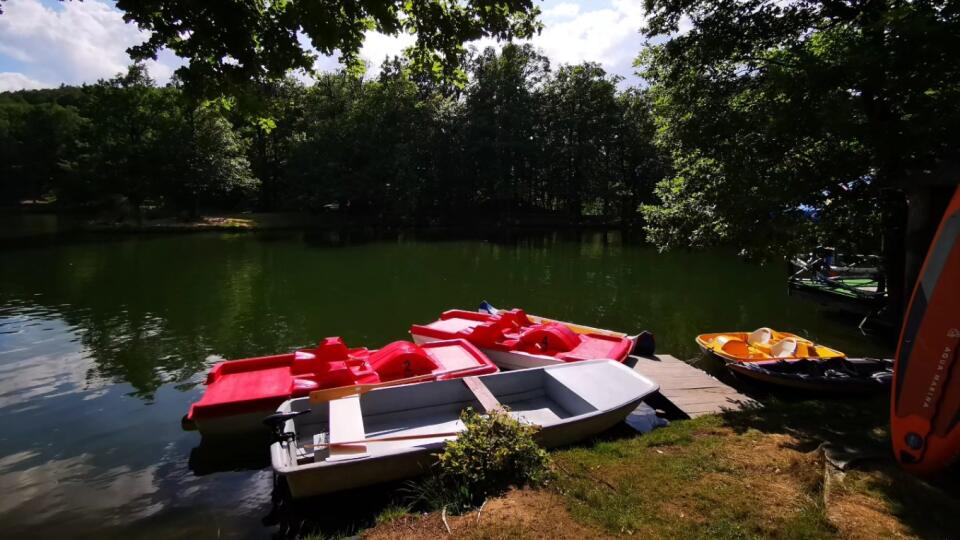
901 185 955 309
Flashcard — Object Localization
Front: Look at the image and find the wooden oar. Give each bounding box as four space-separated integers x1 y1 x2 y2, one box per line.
309 365 486 403
303 431 462 449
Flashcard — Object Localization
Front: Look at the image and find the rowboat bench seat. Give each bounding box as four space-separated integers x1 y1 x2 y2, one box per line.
324 394 368 462
463 376 501 413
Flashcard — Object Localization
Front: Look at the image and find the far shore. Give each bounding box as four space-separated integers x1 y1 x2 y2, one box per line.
1 208 632 242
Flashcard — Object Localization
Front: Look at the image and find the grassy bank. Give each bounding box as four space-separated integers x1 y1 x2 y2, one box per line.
360 397 959 539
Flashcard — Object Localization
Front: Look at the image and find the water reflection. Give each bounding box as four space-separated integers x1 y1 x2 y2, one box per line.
0 231 895 538
0 453 160 524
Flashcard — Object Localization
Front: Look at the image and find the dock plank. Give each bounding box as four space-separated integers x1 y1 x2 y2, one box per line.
629 354 757 418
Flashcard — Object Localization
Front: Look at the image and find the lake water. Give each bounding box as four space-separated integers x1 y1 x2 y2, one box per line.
0 231 894 538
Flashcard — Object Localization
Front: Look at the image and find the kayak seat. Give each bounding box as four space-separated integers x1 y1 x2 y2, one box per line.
467 322 508 347
518 323 581 354
559 334 632 362
291 337 354 375
297 361 363 391
771 338 798 358
313 337 352 361
747 327 773 346
496 309 533 330
716 336 752 358
369 341 439 381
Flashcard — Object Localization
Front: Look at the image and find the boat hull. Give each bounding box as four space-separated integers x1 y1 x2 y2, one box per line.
725 358 892 394
192 407 287 436
271 361 658 498
276 399 641 499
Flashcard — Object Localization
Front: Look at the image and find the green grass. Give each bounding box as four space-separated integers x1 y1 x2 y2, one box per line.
554 414 836 539
549 395 960 539
561 396 960 539
373 503 412 526
297 533 347 540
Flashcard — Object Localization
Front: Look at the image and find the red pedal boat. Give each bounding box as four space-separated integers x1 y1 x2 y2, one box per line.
183 337 497 435
410 306 647 370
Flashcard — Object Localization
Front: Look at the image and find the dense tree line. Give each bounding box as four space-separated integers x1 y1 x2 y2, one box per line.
0 66 257 219
0 45 665 226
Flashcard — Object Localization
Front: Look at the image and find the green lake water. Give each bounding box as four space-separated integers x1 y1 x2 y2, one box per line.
0 230 895 538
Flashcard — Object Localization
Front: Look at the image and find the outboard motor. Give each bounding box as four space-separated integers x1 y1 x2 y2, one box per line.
263 410 310 443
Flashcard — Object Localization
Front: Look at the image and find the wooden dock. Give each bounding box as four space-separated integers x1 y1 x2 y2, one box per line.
628 354 757 418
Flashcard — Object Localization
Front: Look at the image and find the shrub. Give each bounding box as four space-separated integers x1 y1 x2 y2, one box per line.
407 408 554 512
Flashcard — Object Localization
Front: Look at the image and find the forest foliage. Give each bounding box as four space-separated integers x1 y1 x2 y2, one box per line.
0 44 664 226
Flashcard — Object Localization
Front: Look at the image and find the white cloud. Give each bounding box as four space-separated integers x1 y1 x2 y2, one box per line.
0 71 46 91
545 2 582 19
299 29 415 80
0 0 651 87
360 30 416 74
529 0 647 80
0 0 180 86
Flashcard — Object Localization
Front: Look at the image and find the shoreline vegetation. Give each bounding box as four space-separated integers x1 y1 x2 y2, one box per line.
309 397 960 540
0 207 635 243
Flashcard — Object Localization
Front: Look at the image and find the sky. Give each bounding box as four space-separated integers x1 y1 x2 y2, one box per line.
0 0 654 92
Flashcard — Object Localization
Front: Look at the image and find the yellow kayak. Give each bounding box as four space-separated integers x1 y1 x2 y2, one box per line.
695 327 845 363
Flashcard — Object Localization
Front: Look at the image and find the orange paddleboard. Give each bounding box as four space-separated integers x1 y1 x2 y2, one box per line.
891 187 960 474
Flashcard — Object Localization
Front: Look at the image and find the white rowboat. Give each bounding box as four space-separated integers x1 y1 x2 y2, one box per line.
269 360 658 498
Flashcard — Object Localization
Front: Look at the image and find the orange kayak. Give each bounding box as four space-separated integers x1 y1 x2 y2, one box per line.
695 327 846 363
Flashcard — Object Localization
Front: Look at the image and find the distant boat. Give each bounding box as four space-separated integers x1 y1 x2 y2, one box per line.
410 304 653 370
788 249 888 323
183 337 497 435
892 187 960 475
269 360 658 498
